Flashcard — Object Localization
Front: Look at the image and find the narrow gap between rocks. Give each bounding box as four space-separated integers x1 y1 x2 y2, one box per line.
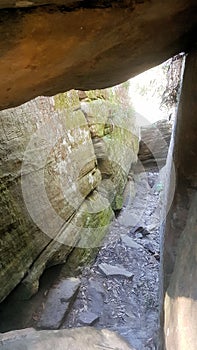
0 54 184 350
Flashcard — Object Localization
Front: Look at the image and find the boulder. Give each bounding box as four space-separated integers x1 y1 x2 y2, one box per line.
0 327 134 350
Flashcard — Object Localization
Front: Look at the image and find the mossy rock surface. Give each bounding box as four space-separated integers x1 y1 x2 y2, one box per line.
81 100 139 210
0 85 139 301
65 190 114 272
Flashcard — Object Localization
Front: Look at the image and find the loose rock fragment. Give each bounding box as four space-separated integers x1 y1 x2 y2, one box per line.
98 263 134 278
78 310 99 325
121 235 141 249
37 278 80 329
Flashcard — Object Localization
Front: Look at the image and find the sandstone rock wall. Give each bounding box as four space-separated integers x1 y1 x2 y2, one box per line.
0 2 196 347
0 0 196 110
138 120 172 170
0 88 138 302
161 49 197 350
81 99 139 209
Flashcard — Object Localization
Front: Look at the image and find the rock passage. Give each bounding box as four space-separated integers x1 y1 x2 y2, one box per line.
0 171 163 350
61 171 162 350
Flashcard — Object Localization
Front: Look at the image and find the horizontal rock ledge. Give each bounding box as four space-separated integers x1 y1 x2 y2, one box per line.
0 0 196 110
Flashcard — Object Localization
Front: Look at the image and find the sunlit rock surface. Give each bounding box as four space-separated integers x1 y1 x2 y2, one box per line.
81 99 139 209
138 120 172 170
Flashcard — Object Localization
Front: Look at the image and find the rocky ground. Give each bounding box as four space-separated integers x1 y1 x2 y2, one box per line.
60 170 162 350
0 170 164 350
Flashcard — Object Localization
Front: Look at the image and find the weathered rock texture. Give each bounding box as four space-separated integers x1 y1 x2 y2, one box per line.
161 49 197 350
0 327 133 350
138 120 172 170
0 88 138 302
0 0 196 110
81 99 138 209
0 2 196 348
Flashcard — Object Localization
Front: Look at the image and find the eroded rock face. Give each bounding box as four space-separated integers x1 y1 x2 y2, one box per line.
0 0 196 109
0 93 99 301
138 120 172 170
81 99 139 209
0 327 133 350
0 89 138 302
0 2 196 347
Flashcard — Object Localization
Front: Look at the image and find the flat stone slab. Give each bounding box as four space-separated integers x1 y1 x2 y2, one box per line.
78 311 99 325
37 278 80 329
98 263 134 278
121 235 141 250
118 212 139 227
85 280 105 316
0 327 133 350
